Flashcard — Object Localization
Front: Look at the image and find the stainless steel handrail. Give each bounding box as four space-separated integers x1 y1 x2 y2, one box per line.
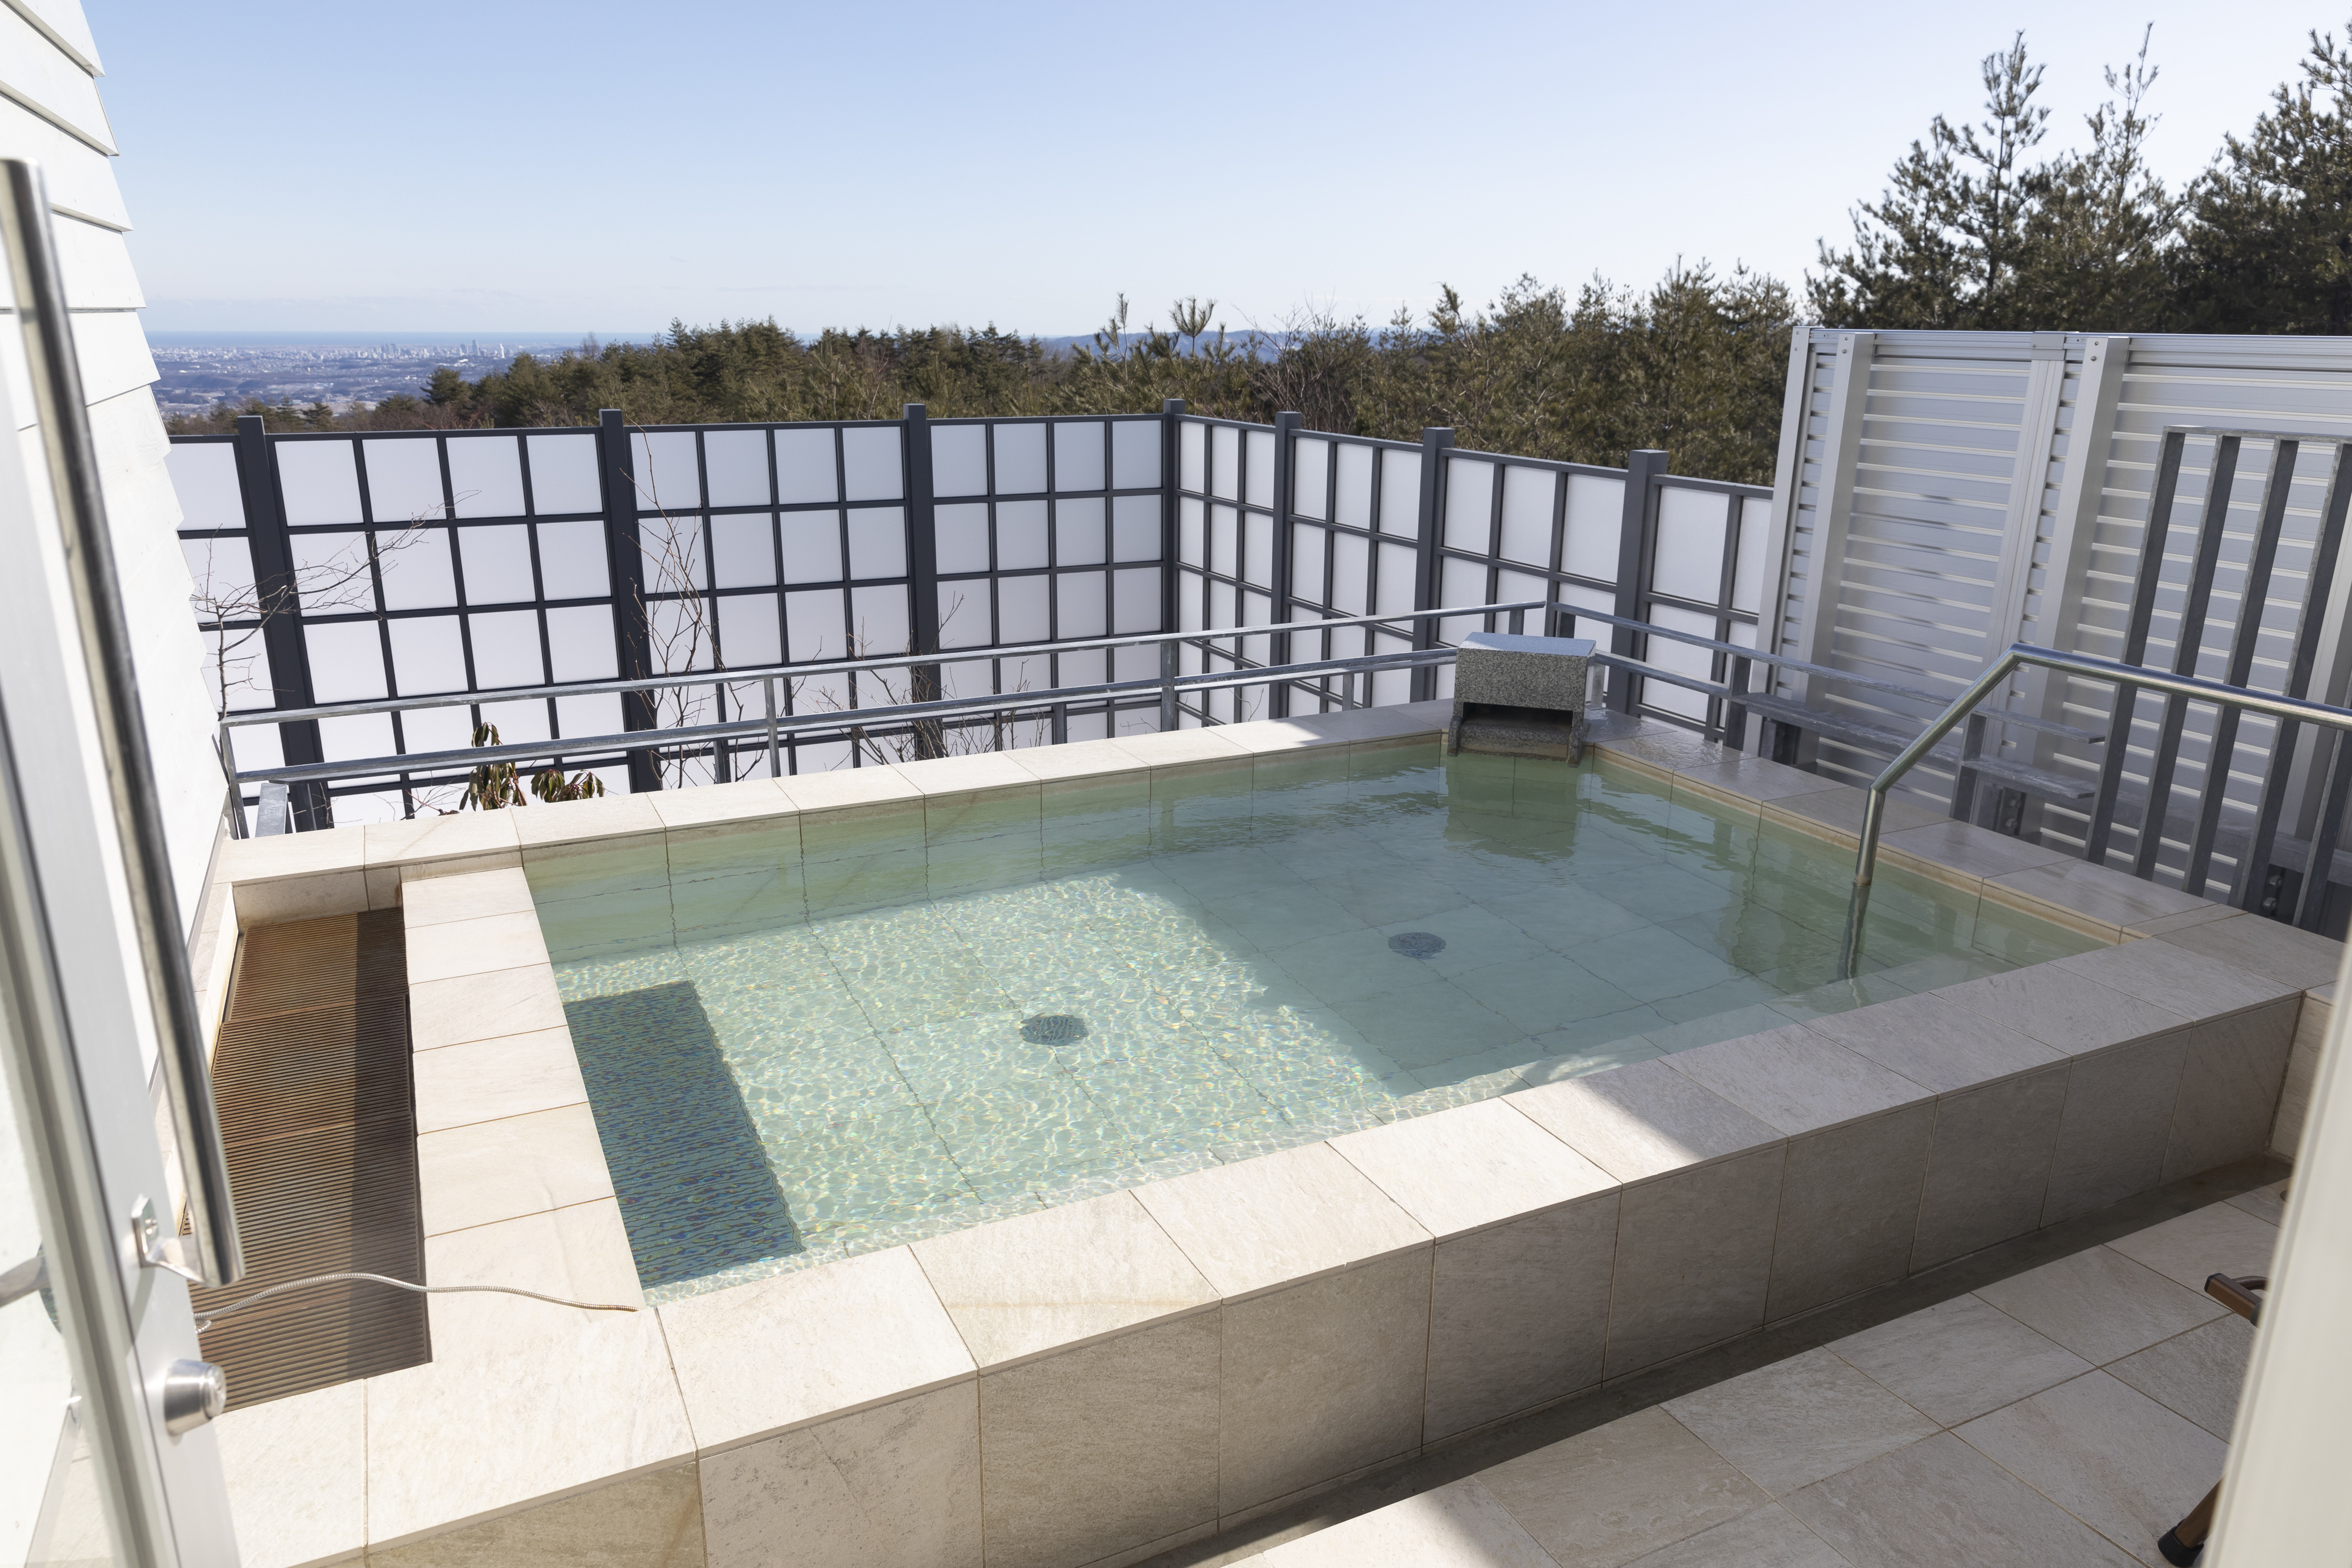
1 161 240 1287
1842 641 2352 974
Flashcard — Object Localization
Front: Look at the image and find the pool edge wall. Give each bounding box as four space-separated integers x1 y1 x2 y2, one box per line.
199 702 2343 1568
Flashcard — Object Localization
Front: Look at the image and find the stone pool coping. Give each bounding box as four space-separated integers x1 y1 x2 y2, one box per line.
197 700 2348 1568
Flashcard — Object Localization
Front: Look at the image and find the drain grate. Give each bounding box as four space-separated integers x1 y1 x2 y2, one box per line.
189 910 427 1410
1020 1013 1088 1044
1388 931 1447 958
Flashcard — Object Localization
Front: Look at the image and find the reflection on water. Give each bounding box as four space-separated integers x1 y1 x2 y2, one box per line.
541 747 2104 1300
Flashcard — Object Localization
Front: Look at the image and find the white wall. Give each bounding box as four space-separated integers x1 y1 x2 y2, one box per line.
0 0 223 933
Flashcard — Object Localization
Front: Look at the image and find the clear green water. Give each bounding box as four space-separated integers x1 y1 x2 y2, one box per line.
534 744 2100 1301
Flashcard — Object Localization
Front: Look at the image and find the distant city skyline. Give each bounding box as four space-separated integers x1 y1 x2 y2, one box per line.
106 0 2334 335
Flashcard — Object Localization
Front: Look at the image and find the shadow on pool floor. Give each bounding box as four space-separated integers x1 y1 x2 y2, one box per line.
565 981 804 1287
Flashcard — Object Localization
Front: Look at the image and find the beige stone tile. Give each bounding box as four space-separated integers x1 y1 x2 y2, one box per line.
509 790 666 847
1803 992 2060 1095
212 1381 366 1568
890 753 1039 800
1426 1189 1621 1441
780 764 924 811
1132 1141 1429 1301
232 870 371 927
219 824 368 881
1983 860 2209 935
520 833 670 897
1933 963 2186 1057
1830 1295 2091 1427
411 965 568 1051
364 810 522 870
1619 1503 1850 1568
660 1246 975 1451
1479 1405 1770 1568
1768 1105 1936 1321
1613 726 1732 773
1111 727 1252 767
2160 1001 2297 1181
1007 737 1145 782
415 1102 614 1236
1956 1371 2226 1566
1763 785 1946 844
411 1027 587 1134
1258 1477 1557 1568
1219 1249 1433 1517
979 1313 1221 1568
2225 1178 2288 1226
406 910 552 984
1666 1025 1928 1136
2042 1035 2190 1224
399 865 536 927
1669 755 1843 808
1784 1430 2137 1567
1215 716 1352 755
2273 995 2328 1156
2120 902 2246 940
1606 1145 1785 1379
647 776 794 828
1329 1098 1616 1239
368 1463 704 1568
699 1383 980 1568
1879 820 2072 881
2053 939 2300 1019
2104 1202 2279 1296
364 1293 693 1545
1509 1058 1782 1185
2107 1314 2254 1440
1911 1066 2070 1270
2157 914 2346 990
1666 1348 1938 1498
424 1198 643 1322
908 1191 1216 1369
1973 1248 2224 1366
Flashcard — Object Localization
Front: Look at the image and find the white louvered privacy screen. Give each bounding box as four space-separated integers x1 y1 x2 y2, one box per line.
1765 330 2352 917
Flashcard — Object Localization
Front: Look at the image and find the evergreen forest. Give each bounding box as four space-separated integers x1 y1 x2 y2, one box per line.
171 21 2352 487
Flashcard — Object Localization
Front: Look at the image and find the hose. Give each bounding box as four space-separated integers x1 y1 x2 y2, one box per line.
192 1271 639 1332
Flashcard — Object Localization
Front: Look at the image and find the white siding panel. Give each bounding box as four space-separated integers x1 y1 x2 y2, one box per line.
13 0 98 70
66 307 154 406
0 5 111 151
0 96 125 228
51 212 138 307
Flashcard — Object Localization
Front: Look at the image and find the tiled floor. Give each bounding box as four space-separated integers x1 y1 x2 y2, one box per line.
1230 1189 2282 1568
540 747 2099 1300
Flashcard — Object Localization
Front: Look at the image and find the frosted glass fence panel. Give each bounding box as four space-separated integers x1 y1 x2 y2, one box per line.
180 404 1769 823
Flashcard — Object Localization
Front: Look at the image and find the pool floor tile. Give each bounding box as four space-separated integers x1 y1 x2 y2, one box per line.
536 742 2099 1299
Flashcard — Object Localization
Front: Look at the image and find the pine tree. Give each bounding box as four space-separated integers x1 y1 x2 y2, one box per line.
2171 21 2352 333
1810 34 2052 328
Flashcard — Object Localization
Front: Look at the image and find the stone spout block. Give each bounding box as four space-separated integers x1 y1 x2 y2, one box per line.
1446 632 1596 763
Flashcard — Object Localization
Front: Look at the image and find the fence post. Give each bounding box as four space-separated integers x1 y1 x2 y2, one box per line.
1410 427 1455 702
1160 399 1185 724
231 414 333 830
903 402 944 759
1611 448 1668 716
597 408 661 792
1268 410 1301 717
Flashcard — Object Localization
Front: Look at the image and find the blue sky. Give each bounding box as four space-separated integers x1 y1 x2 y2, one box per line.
99 0 2334 337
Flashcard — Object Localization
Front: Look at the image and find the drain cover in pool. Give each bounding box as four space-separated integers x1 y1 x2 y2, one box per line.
1021 1013 1089 1044
1388 932 1447 958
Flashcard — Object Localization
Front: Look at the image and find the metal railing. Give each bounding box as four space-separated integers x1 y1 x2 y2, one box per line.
222 600 1562 820
224 600 2125 833
1842 643 2352 972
